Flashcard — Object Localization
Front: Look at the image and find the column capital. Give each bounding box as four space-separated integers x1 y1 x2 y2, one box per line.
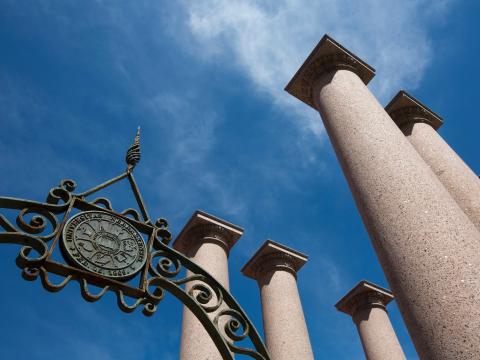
173 210 243 256
385 90 443 131
285 34 375 109
335 280 394 317
241 240 308 280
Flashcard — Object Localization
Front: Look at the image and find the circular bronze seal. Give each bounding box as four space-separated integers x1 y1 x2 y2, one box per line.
62 211 147 279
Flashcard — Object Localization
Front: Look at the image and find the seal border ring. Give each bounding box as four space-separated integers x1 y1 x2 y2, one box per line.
61 210 147 280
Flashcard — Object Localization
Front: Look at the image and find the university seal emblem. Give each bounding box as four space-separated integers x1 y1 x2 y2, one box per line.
62 211 147 279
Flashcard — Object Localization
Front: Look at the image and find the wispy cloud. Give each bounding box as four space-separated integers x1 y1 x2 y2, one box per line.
145 92 219 166
142 92 248 221
180 0 454 136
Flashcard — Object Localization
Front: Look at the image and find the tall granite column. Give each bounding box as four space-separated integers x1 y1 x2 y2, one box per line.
173 210 243 360
386 90 480 230
285 35 480 359
336 281 406 360
241 240 314 360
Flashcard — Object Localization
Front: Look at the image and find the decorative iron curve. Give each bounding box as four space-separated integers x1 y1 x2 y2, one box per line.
0 178 270 360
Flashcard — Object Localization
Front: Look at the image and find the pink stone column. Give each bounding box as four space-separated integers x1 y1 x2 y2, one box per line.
285 35 480 359
242 240 314 360
336 281 406 360
173 210 243 360
386 90 480 230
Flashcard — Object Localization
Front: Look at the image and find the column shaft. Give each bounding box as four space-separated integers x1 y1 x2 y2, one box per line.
174 212 242 360
259 270 314 360
314 69 480 359
353 307 405 360
336 281 406 360
242 240 313 360
179 241 229 360
404 121 480 229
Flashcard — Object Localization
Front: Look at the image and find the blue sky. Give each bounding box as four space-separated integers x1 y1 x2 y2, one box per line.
1 1 479 359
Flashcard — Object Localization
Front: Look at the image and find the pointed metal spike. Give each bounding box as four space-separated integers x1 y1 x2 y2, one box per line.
134 127 140 145
126 127 141 171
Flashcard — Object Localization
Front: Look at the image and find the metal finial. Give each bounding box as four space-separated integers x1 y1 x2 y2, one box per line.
126 127 141 170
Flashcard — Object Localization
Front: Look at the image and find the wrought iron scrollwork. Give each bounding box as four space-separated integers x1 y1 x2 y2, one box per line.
0 130 270 360
144 242 269 359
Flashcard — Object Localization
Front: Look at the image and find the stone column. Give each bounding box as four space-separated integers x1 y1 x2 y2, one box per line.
386 90 480 230
336 281 406 360
241 240 314 360
173 210 243 360
285 35 480 359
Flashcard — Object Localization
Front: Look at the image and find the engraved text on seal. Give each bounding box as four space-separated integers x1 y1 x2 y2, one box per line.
62 211 147 279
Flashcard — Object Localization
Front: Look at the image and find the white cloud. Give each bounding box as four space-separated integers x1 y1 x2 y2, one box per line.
180 0 454 136
143 92 248 220
145 92 218 166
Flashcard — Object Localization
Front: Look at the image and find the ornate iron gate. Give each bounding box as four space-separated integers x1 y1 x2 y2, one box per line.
0 129 270 360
